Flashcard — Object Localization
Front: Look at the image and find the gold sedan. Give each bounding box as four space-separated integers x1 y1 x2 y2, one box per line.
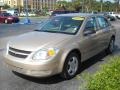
4 13 116 79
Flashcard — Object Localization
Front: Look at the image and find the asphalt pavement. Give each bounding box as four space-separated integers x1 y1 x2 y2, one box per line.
0 20 120 90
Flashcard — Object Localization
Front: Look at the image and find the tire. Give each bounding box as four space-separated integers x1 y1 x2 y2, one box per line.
61 52 80 80
106 38 115 54
4 19 8 24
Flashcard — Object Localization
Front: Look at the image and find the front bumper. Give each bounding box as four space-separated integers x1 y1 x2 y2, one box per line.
7 18 20 23
4 57 59 77
13 18 20 23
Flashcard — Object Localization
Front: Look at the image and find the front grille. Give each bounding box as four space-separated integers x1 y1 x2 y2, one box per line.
9 47 31 54
8 51 27 58
8 47 32 59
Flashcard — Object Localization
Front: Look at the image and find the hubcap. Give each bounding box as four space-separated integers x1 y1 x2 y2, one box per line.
67 56 78 76
109 40 114 52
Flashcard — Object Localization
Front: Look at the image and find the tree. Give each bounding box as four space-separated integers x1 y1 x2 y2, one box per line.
77 0 96 12
84 0 95 12
3 4 10 9
100 0 103 12
104 1 112 11
55 0 116 12
72 0 81 11
56 1 68 10
114 0 120 12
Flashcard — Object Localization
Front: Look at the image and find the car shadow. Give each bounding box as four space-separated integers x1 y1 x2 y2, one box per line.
78 51 106 74
79 45 120 73
113 45 120 55
13 45 120 84
13 71 64 84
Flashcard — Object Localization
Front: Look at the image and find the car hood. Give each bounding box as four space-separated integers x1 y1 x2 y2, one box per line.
8 31 73 51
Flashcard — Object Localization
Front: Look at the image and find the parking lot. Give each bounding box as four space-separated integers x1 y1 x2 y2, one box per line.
0 19 120 90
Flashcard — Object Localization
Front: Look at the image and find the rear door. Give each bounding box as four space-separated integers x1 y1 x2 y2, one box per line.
96 16 111 51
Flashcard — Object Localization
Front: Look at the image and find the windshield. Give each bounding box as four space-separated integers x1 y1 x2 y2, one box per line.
36 16 84 35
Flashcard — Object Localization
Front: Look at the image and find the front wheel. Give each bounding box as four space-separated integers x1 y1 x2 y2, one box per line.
61 52 80 79
106 38 115 54
5 19 8 24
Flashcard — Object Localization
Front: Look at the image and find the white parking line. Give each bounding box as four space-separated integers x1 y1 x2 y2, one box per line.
0 36 16 49
0 48 4 51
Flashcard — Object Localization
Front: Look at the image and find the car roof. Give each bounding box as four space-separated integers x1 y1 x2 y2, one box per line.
56 13 100 18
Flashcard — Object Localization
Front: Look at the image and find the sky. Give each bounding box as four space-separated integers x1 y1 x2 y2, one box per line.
63 0 114 2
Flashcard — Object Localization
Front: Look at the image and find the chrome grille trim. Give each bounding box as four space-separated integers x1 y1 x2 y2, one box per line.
8 47 32 59
9 47 31 54
8 51 27 58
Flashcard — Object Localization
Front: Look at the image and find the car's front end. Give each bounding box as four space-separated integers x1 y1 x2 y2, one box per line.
4 31 73 77
12 17 20 23
8 16 20 23
2 13 19 24
4 46 61 77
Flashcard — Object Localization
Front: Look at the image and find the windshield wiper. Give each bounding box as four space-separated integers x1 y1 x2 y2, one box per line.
34 29 46 32
34 29 74 35
44 30 59 33
34 29 59 33
34 29 41 31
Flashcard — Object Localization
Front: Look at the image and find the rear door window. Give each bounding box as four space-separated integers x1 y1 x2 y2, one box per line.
97 16 110 29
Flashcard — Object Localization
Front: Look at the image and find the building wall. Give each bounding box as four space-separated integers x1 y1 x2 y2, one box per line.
0 0 4 6
0 0 4 2
24 0 57 11
3 0 23 8
1 0 57 11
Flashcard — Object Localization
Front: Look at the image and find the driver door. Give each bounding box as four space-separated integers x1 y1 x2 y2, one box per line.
81 17 99 61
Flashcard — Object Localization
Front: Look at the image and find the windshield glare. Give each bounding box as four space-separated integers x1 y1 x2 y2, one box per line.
38 16 84 34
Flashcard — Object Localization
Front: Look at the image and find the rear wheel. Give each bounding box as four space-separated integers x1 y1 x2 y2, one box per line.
61 52 80 79
106 38 115 54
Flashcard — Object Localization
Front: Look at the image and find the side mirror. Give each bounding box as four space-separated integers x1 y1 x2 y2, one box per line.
83 30 96 36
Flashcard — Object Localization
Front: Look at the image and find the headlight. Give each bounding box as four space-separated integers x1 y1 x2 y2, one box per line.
32 48 59 60
6 43 9 55
7 17 13 20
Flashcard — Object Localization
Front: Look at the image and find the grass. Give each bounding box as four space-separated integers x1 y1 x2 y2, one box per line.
86 56 120 90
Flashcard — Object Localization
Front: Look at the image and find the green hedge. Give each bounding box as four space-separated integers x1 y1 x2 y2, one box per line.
87 56 120 90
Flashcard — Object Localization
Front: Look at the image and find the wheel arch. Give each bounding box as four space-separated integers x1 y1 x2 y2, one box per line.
111 35 115 40
58 48 81 73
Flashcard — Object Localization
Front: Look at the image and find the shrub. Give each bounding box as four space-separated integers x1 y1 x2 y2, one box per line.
87 56 120 90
